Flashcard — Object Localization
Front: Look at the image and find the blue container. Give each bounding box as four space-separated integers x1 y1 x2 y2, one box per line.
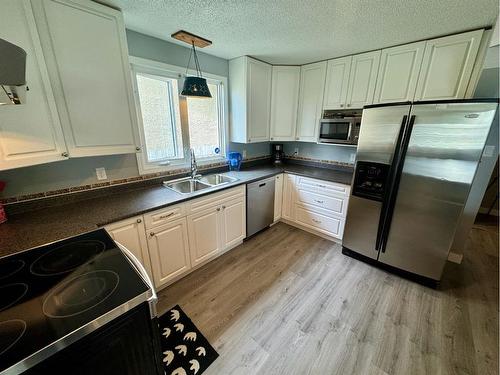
228 151 242 171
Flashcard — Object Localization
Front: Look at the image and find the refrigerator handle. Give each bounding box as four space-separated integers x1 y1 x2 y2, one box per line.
377 115 416 252
375 115 407 250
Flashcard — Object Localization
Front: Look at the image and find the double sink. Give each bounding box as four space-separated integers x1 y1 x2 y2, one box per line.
163 173 238 194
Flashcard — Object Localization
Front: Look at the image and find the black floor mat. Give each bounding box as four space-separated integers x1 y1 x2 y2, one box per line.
159 305 218 375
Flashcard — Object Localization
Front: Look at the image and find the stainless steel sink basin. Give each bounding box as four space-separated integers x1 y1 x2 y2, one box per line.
199 174 238 186
164 179 211 194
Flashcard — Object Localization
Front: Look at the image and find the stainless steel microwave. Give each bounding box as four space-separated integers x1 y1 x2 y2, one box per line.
318 116 361 145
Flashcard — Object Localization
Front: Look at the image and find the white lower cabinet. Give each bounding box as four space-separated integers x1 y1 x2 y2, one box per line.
105 216 152 279
274 174 284 222
281 173 350 241
221 197 246 249
281 174 296 220
147 218 191 288
187 207 223 267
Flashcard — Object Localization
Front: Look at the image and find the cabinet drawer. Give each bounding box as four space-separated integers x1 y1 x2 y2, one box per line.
144 204 186 229
294 175 350 197
295 205 344 239
187 185 245 214
295 188 348 217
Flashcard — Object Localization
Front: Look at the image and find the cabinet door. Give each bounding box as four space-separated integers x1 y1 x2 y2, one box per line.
274 174 284 222
345 51 381 109
105 216 152 280
0 1 67 170
282 174 296 220
374 41 426 104
147 218 191 288
296 62 327 142
221 197 246 249
247 58 272 143
187 207 222 266
414 29 483 101
323 56 352 110
31 0 140 157
270 66 300 141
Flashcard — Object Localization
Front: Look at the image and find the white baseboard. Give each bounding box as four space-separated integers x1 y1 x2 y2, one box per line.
478 207 499 216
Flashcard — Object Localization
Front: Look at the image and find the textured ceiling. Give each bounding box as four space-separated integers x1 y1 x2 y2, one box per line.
99 0 498 65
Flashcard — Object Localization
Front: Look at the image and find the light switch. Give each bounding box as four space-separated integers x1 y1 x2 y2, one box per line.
294 147 299 156
95 167 107 180
242 149 247 159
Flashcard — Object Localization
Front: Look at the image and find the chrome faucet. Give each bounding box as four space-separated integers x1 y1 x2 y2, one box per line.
190 148 198 179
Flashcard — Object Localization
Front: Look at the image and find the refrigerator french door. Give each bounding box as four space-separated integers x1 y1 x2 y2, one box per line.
343 100 498 282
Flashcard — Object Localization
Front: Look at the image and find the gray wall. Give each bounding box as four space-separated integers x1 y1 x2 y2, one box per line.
0 29 364 198
283 142 356 164
0 31 261 198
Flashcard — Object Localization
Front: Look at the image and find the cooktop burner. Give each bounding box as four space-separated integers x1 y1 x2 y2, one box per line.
30 240 106 276
0 283 28 312
43 270 119 318
0 229 150 374
0 259 25 280
0 320 27 356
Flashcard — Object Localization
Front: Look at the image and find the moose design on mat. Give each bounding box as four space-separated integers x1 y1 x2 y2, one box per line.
159 305 219 375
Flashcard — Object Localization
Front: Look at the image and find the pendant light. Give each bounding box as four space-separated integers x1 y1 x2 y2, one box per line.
171 30 212 98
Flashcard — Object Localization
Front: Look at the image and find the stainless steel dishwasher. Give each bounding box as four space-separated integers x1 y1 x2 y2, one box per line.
246 176 275 237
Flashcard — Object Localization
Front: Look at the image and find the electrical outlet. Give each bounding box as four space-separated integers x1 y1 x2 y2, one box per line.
242 149 247 159
95 167 107 180
349 153 356 163
294 147 299 156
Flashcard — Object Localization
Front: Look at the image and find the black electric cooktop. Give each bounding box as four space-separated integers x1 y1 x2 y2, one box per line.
0 229 150 374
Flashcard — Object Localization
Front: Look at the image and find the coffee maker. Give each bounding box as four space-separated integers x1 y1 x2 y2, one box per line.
271 144 284 164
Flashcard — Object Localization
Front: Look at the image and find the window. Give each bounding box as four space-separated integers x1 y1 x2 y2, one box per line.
186 83 222 158
131 58 227 174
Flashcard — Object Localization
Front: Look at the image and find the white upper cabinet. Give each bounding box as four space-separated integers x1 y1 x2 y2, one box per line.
30 0 140 157
415 29 483 101
323 56 352 110
345 51 381 109
270 66 300 141
296 61 327 142
374 41 426 104
0 1 67 170
229 56 272 143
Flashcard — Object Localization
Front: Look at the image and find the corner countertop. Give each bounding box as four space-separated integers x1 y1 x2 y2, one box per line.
0 163 353 257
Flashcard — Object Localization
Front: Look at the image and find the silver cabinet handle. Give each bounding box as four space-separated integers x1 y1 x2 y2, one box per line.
347 104 351 107
159 212 175 219
136 218 142 223
340 104 344 108
216 207 221 211
135 146 141 151
61 152 69 157
317 184 326 188
315 200 324 204
222 205 226 209
312 219 322 224
149 232 155 237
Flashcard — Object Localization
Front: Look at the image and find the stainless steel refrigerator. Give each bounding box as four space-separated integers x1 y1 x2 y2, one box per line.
342 100 498 284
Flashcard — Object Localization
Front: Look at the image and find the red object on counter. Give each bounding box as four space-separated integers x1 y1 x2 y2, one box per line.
0 181 7 224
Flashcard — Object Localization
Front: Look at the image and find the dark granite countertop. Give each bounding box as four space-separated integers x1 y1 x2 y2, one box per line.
0 163 353 257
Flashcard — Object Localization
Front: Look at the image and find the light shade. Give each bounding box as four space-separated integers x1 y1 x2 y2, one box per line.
181 76 212 98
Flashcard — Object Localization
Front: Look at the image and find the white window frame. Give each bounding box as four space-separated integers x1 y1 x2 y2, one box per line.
129 56 229 175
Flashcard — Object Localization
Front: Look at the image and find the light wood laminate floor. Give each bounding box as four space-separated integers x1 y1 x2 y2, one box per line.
158 220 498 375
